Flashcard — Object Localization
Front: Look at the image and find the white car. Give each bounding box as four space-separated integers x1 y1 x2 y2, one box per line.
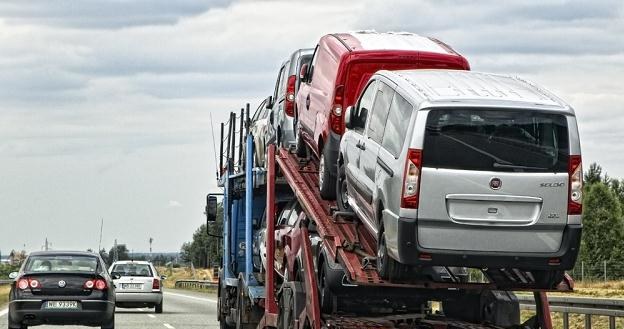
109 260 165 313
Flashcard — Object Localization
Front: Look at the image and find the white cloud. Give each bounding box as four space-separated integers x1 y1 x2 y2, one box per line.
168 200 182 208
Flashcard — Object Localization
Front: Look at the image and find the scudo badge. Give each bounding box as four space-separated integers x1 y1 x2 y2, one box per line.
490 178 502 190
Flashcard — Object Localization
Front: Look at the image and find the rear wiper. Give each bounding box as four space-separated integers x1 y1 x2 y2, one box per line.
493 162 548 170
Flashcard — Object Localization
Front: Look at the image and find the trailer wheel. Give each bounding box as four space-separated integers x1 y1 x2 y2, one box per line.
318 259 334 313
236 280 261 329
278 281 306 329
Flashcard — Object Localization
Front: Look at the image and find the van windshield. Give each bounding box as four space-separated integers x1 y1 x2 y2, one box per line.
423 109 569 173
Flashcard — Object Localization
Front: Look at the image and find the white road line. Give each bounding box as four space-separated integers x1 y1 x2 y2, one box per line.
163 291 218 303
148 314 156 318
0 308 8 318
164 323 175 329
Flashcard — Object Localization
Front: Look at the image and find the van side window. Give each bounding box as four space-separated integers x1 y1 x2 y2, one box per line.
382 92 413 157
274 64 288 101
366 82 394 144
308 45 320 82
354 80 378 131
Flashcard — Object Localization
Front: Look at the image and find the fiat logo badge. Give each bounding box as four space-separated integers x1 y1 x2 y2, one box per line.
490 178 502 190
58 280 66 288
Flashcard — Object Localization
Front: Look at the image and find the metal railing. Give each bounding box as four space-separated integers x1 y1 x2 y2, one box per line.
0 279 12 285
174 279 217 290
518 295 624 329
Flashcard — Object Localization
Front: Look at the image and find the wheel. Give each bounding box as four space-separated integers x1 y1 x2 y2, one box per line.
336 161 351 212
101 315 114 329
155 300 163 314
532 270 565 289
377 228 400 280
318 146 336 200
318 260 334 313
236 280 261 329
295 124 307 158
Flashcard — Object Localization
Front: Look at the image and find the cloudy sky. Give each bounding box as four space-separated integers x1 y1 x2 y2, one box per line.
0 0 622 254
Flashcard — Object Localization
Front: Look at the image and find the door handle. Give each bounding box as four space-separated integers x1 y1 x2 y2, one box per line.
305 95 310 110
356 141 366 150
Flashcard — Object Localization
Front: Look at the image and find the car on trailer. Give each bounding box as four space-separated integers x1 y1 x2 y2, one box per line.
7 251 115 329
295 31 470 199
269 48 314 150
338 70 583 288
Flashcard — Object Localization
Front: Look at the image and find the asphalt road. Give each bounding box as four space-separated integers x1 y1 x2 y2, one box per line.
0 289 220 329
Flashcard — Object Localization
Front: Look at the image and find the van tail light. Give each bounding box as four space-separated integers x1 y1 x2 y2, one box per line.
152 278 160 290
17 278 30 290
285 75 296 117
568 155 583 215
330 85 344 135
401 149 423 209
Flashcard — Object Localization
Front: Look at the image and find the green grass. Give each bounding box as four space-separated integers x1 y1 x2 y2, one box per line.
0 284 10 309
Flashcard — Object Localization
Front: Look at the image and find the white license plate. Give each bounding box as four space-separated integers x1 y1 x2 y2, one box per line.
122 283 143 290
45 301 79 309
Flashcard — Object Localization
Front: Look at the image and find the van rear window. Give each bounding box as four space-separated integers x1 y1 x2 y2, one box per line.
423 109 569 173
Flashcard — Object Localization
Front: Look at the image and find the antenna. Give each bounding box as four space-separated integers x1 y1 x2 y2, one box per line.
210 113 219 180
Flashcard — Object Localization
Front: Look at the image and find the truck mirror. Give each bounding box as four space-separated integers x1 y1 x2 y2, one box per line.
206 195 218 222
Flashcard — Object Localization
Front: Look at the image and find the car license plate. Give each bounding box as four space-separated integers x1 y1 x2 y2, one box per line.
122 283 143 290
45 301 78 309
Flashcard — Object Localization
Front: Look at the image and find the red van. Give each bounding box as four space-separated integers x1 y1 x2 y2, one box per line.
295 31 470 199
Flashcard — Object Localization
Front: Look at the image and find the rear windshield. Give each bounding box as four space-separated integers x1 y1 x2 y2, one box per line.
111 263 153 277
423 109 569 173
25 255 99 273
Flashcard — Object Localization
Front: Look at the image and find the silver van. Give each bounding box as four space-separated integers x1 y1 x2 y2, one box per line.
338 70 582 288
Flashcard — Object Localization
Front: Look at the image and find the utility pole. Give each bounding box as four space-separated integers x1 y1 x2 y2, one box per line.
98 218 104 252
149 237 153 261
45 238 49 251
113 239 118 262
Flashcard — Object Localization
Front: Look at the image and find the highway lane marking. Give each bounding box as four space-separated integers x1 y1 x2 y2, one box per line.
164 323 175 329
164 291 218 303
0 308 8 318
148 314 156 318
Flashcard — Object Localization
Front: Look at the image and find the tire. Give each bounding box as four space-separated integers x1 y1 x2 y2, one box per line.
155 300 163 314
336 161 351 212
318 260 334 313
295 125 307 158
377 228 400 280
101 315 114 329
318 146 336 200
532 270 565 289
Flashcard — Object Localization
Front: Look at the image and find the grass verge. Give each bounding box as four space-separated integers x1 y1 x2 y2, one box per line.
156 267 216 289
0 284 10 309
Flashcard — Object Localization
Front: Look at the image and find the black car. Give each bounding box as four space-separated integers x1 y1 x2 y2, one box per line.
7 251 116 329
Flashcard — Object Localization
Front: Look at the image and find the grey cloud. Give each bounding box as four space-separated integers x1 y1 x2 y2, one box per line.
0 0 232 29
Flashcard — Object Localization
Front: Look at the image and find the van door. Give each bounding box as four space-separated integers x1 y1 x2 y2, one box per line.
344 80 378 213
359 81 394 229
417 108 571 253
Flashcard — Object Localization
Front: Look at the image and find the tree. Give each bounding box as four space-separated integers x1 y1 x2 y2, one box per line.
578 182 624 277
584 163 604 185
106 244 129 265
180 202 224 268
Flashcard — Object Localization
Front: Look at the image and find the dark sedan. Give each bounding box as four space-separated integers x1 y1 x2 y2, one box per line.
7 251 115 329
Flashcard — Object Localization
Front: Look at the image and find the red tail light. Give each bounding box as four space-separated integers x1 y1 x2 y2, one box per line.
17 278 29 290
401 149 423 209
568 155 583 215
152 278 160 290
285 75 296 117
95 279 107 290
330 85 344 134
84 280 95 289
29 279 40 289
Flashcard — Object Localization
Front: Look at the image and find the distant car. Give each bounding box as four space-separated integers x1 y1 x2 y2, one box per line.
109 260 165 313
269 48 314 150
249 96 277 167
296 31 470 199
7 251 115 329
338 70 582 288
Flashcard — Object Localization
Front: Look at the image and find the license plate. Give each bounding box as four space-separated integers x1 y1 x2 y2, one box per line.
122 283 143 290
45 301 79 309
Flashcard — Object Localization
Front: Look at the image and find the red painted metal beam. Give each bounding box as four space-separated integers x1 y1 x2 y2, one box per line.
299 224 321 329
263 144 278 327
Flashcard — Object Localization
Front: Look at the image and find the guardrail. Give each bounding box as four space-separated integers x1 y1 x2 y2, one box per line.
0 279 12 285
518 295 624 329
174 280 217 290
